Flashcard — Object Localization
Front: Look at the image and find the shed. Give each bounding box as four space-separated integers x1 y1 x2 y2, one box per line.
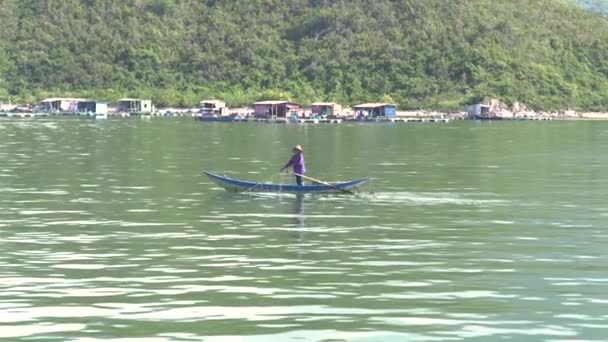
311 102 344 117
353 103 396 118
253 101 300 118
117 98 154 114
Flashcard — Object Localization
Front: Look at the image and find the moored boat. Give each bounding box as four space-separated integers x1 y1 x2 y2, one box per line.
204 171 368 193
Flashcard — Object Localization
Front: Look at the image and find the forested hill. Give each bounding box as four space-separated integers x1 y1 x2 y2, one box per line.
1 0 608 110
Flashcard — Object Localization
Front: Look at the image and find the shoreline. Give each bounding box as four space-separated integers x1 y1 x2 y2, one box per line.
3 111 608 121
3 105 608 121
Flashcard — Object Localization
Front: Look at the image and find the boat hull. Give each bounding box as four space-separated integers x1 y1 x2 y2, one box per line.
195 114 239 122
204 171 368 193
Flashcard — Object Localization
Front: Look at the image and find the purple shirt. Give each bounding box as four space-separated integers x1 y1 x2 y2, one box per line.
284 153 306 174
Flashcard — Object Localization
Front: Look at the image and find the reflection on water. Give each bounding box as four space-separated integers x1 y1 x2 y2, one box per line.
289 194 306 250
293 193 305 228
1 119 608 341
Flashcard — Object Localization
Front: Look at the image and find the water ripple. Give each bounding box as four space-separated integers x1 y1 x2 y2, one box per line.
1 120 608 341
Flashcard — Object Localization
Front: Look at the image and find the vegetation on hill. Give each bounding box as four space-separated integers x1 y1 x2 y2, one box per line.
1 0 608 110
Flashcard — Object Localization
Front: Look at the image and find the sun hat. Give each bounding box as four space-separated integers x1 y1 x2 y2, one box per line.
293 144 303 151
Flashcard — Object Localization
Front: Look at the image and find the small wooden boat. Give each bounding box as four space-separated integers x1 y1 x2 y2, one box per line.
204 171 368 193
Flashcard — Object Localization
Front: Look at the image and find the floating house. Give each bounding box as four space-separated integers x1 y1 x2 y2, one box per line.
467 103 491 118
311 102 344 117
253 101 300 118
200 100 227 116
40 98 86 112
117 98 154 114
77 100 108 115
353 103 397 118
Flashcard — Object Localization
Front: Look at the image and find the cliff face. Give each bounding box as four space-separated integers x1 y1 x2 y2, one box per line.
1 0 608 110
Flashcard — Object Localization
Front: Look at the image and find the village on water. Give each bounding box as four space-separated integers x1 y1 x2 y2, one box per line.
1 96 572 122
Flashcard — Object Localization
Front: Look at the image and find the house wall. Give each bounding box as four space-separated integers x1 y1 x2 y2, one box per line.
311 105 329 115
254 104 271 116
383 105 396 117
96 103 108 114
140 100 153 113
62 100 80 111
333 104 344 115
78 102 96 113
286 104 300 112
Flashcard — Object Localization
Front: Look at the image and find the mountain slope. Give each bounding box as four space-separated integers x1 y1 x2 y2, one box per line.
1 0 608 110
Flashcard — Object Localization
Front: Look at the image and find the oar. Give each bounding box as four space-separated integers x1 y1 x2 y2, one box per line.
287 170 356 194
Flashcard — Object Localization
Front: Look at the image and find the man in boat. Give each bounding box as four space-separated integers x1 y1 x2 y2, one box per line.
280 144 306 185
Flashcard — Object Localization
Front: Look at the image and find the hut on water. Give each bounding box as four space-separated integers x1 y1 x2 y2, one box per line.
199 100 227 116
117 98 154 114
253 101 300 118
40 98 86 113
353 103 396 118
467 103 491 118
311 102 344 117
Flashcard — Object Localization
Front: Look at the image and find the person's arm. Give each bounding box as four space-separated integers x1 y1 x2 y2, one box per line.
281 156 294 171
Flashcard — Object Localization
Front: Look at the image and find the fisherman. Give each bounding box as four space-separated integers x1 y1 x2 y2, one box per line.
280 144 306 185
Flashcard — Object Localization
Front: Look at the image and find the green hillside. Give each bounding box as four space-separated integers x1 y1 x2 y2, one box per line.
1 0 608 110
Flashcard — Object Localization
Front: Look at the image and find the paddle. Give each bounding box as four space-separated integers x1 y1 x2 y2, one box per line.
287 170 356 194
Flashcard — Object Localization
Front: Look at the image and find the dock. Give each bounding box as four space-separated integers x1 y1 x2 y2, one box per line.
0 112 49 118
387 117 451 123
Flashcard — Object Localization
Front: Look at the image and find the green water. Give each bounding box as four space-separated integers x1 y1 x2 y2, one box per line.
1 118 607 341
